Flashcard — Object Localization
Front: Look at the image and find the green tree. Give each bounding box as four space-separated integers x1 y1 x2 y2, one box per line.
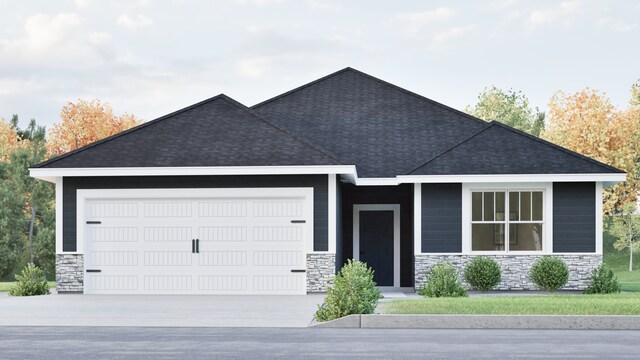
0 117 54 278
608 203 640 272
466 87 546 136
631 79 640 107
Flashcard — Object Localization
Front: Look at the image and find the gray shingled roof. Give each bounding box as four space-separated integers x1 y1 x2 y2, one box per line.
35 68 623 177
409 122 622 175
36 94 342 168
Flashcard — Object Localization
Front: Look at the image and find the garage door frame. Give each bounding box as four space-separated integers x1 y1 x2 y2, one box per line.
77 187 314 294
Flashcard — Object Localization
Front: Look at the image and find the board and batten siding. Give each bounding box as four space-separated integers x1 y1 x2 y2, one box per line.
62 175 328 252
553 182 596 253
421 183 462 253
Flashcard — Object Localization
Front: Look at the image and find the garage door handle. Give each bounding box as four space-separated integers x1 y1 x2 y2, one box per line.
192 239 195 253
86 221 101 224
86 269 101 273
290 269 306 273
291 220 306 223
196 239 200 254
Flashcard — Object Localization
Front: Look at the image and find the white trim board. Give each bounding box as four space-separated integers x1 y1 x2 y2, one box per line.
31 165 625 188
71 187 314 255
352 204 401 288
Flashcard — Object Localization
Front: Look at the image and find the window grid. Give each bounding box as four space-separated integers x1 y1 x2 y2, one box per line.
471 190 544 252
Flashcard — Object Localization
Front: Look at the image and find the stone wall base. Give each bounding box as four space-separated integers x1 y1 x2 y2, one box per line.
307 253 335 292
415 254 601 291
56 254 84 293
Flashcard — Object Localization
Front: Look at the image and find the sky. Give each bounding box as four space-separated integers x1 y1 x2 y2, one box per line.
1 0 639 128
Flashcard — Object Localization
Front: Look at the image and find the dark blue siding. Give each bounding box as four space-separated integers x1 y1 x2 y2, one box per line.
422 183 462 253
62 175 328 252
553 182 596 252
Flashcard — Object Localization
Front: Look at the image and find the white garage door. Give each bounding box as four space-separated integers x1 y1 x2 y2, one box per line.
82 188 312 295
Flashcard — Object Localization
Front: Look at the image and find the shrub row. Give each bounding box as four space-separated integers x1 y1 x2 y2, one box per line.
420 256 620 297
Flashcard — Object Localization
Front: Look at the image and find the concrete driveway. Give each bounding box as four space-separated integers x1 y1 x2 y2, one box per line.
0 293 324 327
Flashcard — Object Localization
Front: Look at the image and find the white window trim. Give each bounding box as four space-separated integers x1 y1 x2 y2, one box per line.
353 204 401 287
73 187 315 256
462 182 553 255
328 174 337 254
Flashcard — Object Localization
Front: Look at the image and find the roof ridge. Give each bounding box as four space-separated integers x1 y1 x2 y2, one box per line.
219 97 346 165
251 67 353 109
35 94 234 168
252 67 488 127
406 122 493 174
488 121 624 173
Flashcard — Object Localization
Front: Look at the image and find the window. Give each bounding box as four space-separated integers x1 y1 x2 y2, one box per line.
471 190 543 252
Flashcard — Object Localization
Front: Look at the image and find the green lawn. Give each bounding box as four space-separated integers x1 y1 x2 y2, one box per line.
0 281 56 293
381 294 640 315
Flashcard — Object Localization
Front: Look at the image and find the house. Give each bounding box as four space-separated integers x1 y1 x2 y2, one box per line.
30 68 626 294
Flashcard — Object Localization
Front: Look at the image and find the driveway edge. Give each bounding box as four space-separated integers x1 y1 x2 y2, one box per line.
311 314 640 329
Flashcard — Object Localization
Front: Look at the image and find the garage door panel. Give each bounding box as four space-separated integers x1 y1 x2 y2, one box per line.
84 191 310 295
143 226 192 242
89 227 138 242
143 251 193 266
198 201 248 217
88 202 138 218
143 201 192 218
144 275 192 291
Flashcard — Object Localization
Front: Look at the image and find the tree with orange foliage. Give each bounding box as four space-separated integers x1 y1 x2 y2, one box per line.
47 99 141 156
543 87 640 214
0 117 22 162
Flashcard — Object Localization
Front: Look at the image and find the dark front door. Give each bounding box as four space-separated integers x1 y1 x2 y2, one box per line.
359 210 394 286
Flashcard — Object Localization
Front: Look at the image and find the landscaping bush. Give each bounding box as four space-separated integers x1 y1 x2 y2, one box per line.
9 263 50 296
529 256 569 292
584 264 621 294
463 256 501 292
315 259 381 322
419 262 467 297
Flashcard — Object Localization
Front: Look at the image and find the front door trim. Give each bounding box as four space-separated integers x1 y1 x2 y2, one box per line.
353 204 400 287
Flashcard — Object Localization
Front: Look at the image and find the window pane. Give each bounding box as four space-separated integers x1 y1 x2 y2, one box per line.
520 192 531 221
532 192 543 221
509 192 519 221
472 192 482 221
495 192 505 221
472 224 505 251
483 192 494 221
509 223 543 251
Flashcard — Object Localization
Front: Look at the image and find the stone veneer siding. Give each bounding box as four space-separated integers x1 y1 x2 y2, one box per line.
307 253 335 292
415 254 601 291
56 254 84 293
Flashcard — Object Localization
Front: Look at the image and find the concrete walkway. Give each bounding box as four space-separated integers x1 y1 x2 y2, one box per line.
0 293 324 327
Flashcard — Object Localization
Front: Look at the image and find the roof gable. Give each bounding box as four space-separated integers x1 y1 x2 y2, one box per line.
409 121 623 175
37 95 342 168
252 67 489 177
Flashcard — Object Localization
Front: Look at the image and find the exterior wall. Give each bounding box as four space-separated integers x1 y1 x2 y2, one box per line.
553 182 596 252
56 254 84 293
62 175 328 252
307 253 335 292
415 254 601 291
339 184 414 287
421 183 462 252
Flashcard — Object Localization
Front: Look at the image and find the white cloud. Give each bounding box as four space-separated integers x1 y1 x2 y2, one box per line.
307 0 343 12
74 0 90 8
235 56 273 78
234 0 286 5
432 25 475 44
117 14 153 30
597 17 638 32
397 7 455 35
529 1 581 26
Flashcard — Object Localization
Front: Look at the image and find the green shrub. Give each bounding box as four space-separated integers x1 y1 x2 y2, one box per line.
419 262 467 297
9 263 50 296
315 259 381 322
584 264 621 294
529 256 569 292
463 256 501 292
